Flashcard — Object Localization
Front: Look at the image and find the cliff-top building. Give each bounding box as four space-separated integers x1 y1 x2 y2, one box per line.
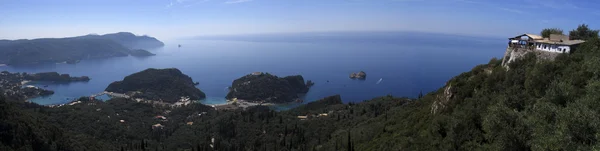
508 33 585 53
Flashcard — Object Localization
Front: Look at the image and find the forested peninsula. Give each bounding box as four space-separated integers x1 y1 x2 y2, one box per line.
0 32 164 65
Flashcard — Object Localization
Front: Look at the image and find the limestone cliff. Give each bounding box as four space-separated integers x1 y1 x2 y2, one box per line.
431 84 453 115
501 47 560 68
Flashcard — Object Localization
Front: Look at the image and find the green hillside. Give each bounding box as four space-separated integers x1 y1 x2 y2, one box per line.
2 26 600 150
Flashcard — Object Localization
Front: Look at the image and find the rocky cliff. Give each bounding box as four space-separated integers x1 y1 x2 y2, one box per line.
501 47 561 68
431 84 453 115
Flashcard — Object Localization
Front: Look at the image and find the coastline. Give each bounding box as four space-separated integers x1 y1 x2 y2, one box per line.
21 80 31 85
210 98 297 110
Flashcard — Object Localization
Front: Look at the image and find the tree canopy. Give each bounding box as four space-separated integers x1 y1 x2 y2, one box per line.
5 25 600 150
226 73 311 103
569 24 599 40
105 68 206 103
541 28 564 38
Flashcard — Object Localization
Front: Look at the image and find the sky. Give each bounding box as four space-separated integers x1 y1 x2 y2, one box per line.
0 0 599 40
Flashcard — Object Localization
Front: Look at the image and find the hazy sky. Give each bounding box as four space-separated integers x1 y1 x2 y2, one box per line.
1 0 599 40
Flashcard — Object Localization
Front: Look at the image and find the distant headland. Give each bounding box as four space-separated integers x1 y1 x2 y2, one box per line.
0 71 90 101
0 32 164 65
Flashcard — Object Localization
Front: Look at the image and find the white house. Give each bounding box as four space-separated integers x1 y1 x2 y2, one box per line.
534 34 585 53
509 34 585 53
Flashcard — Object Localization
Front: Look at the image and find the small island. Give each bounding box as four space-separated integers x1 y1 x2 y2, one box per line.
105 68 206 103
225 72 313 104
349 71 367 80
129 49 156 57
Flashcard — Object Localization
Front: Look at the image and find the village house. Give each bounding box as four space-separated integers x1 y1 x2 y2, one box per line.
297 116 308 120
317 113 328 117
155 115 168 122
508 33 585 53
152 124 164 129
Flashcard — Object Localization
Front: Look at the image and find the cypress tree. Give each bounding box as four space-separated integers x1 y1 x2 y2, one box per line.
141 139 146 150
279 116 283 124
347 132 351 151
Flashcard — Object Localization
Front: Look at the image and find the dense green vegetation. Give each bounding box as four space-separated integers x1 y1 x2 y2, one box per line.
4 25 600 150
5 41 600 150
0 32 164 65
0 38 130 65
106 68 206 103
569 24 599 40
0 91 412 151
226 73 312 103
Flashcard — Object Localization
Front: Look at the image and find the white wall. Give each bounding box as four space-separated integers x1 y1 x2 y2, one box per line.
535 43 570 53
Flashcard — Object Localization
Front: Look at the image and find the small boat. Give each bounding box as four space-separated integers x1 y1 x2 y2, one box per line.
178 44 182 48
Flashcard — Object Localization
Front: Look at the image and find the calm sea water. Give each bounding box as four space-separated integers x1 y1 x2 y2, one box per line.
0 32 505 108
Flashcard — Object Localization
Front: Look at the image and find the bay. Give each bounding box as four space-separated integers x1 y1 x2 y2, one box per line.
0 32 506 106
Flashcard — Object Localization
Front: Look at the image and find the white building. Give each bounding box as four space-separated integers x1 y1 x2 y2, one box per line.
508 34 585 53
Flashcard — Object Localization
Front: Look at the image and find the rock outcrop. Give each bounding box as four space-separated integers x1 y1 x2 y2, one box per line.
349 71 367 79
431 84 454 115
105 68 205 103
501 47 561 68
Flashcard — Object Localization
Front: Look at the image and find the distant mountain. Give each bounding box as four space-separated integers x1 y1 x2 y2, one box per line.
77 32 164 49
0 32 164 65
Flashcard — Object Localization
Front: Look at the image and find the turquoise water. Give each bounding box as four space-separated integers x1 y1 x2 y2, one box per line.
1 32 505 108
198 97 228 105
94 94 112 101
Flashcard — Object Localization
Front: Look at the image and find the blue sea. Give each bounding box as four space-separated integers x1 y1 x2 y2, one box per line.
0 31 505 109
